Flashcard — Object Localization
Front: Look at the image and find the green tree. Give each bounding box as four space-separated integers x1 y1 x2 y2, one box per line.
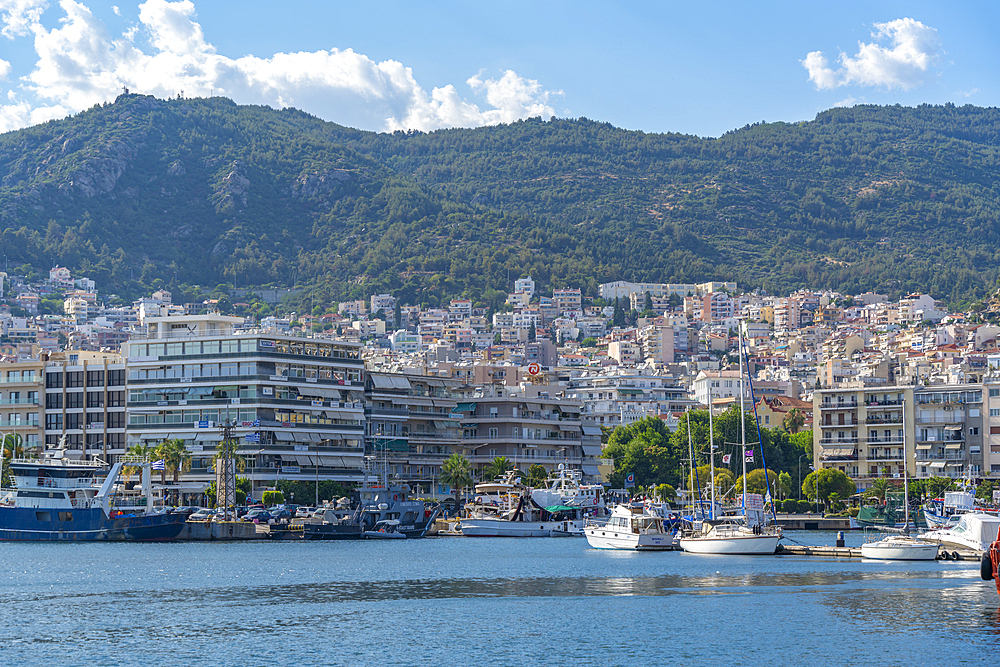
803 469 856 508
394 302 401 329
528 321 536 343
526 464 548 488
482 456 514 481
440 453 472 503
123 443 151 487
262 489 285 506
782 408 806 434
581 336 598 347
603 416 679 488
644 291 653 312
733 469 779 498
686 464 735 498
654 483 676 502
865 477 891 503
778 471 793 500
925 476 954 499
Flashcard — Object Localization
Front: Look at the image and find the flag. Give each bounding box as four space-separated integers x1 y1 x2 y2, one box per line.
152 459 165 470
722 454 731 464
625 473 635 488
745 449 754 463
253 419 260 427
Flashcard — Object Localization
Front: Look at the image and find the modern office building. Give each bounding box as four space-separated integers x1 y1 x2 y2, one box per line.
122 313 367 500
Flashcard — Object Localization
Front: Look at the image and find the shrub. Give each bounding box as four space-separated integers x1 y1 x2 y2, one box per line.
782 499 799 513
262 490 285 506
798 499 817 513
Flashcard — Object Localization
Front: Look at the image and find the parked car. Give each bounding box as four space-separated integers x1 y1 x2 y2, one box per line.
269 508 292 521
295 507 314 518
241 509 272 523
189 509 214 521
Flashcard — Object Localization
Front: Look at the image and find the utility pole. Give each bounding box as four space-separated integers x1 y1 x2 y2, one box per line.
218 419 236 521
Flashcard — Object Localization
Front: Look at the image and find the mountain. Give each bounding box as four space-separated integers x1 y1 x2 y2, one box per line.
1 94 999 308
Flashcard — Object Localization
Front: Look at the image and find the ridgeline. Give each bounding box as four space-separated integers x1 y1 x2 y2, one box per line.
1 94 998 308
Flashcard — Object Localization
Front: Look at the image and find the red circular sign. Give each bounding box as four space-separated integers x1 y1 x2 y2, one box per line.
527 363 541 375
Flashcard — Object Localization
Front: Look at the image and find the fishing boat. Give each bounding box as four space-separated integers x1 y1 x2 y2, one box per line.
0 447 186 542
678 323 781 556
460 471 592 537
530 465 605 511
585 502 677 550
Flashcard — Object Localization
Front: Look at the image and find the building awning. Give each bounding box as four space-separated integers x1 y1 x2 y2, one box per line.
373 438 409 452
944 426 963 432
930 461 947 469
946 461 965 466
822 446 855 457
370 374 411 390
944 443 963 450
292 432 313 443
455 402 477 412
188 386 215 396
273 431 295 442
915 443 933 449
582 464 600 475
617 388 645 396
194 433 222 442
462 423 479 429
559 424 579 432
297 387 341 400
433 421 458 430
404 396 435 407
582 444 603 456
582 425 603 436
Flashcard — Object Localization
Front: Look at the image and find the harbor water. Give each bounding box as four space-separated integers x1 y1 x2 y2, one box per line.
1 531 998 666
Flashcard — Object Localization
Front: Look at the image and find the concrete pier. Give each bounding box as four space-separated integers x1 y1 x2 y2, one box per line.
778 543 980 560
177 520 263 540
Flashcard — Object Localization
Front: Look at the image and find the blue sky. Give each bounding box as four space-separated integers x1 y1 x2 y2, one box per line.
0 0 996 136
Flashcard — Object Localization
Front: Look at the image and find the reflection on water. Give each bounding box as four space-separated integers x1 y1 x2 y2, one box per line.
2 538 1000 666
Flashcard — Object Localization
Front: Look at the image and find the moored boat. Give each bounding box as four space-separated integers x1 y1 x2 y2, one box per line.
0 448 186 542
585 502 677 550
917 513 1000 553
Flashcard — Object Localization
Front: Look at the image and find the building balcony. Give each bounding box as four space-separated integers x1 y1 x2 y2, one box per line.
820 453 858 462
820 421 859 428
819 438 859 446
0 398 39 405
865 416 903 425
866 399 903 407
916 453 966 461
820 400 858 409
866 437 904 445
865 454 905 462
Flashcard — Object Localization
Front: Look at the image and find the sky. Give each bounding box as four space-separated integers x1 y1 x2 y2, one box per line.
0 0 997 137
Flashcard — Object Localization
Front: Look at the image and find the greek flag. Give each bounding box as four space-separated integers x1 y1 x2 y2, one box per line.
152 459 165 470
253 419 260 427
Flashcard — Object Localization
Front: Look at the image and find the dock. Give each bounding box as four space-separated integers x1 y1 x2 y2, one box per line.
777 543 980 560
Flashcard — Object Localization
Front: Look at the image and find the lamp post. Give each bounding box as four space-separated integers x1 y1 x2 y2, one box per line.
798 454 808 500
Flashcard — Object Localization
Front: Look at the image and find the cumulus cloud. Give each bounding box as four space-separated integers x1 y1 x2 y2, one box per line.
802 18 942 91
0 0 47 38
833 96 857 108
0 0 559 133
0 58 11 79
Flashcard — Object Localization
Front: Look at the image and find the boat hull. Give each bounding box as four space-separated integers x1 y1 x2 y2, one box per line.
585 526 676 550
860 541 939 561
678 534 780 555
460 518 584 537
0 508 186 541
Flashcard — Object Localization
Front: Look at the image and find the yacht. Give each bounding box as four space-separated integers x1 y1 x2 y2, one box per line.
860 530 939 560
917 513 1000 553
530 465 605 511
460 472 592 537
0 448 186 541
585 502 677 550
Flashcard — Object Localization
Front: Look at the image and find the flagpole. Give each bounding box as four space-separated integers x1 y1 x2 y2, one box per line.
708 389 715 520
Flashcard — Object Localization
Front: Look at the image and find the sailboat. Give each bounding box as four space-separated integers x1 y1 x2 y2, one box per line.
860 401 940 561
679 323 782 555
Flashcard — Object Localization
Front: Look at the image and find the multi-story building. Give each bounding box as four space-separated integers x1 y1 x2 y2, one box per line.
813 383 983 489
637 325 675 364
122 313 367 500
552 288 582 315
0 360 44 452
365 372 464 497
455 384 599 482
43 351 127 462
567 370 697 428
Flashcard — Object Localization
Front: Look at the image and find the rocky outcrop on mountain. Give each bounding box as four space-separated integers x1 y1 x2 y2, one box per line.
291 168 351 199
212 161 250 214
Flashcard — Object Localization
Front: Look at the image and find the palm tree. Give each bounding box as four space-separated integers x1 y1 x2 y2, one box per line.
865 477 890 504
482 456 513 482
526 464 548 488
440 453 472 505
155 438 192 504
783 408 806 434
123 443 150 487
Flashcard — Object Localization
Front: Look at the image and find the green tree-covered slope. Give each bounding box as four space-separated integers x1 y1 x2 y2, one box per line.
1 95 998 306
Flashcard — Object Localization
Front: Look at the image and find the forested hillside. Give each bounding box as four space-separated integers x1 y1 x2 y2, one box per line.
0 94 998 308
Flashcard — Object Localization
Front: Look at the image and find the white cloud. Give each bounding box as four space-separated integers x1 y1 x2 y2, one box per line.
0 0 47 38
0 0 559 134
0 58 11 79
956 88 979 98
802 18 942 91
833 96 857 108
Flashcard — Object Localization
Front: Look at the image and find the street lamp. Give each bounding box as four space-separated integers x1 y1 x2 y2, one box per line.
798 454 809 500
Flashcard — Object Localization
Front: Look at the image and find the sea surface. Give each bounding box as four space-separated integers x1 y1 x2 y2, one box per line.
1 531 998 666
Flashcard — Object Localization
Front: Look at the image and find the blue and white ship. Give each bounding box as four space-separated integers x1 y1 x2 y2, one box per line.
0 447 186 541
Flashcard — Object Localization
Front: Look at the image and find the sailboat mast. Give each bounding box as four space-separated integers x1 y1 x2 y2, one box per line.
739 324 747 514
686 407 695 515
903 395 909 532
709 387 716 520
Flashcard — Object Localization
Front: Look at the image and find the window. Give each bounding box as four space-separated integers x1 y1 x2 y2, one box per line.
992 409 1000 417
46 372 62 389
66 372 83 388
991 388 1000 398
992 427 1000 435
64 413 81 430
970 427 980 436
488 428 498 438
86 371 104 387
65 393 83 409
87 392 103 408
106 412 125 429
108 391 125 408
45 414 62 430
46 393 62 409
107 370 125 386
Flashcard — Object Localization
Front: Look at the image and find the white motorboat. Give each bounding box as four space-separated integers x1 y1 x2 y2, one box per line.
917 513 1000 553
585 503 677 550
860 532 939 560
460 472 590 537
363 519 406 539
